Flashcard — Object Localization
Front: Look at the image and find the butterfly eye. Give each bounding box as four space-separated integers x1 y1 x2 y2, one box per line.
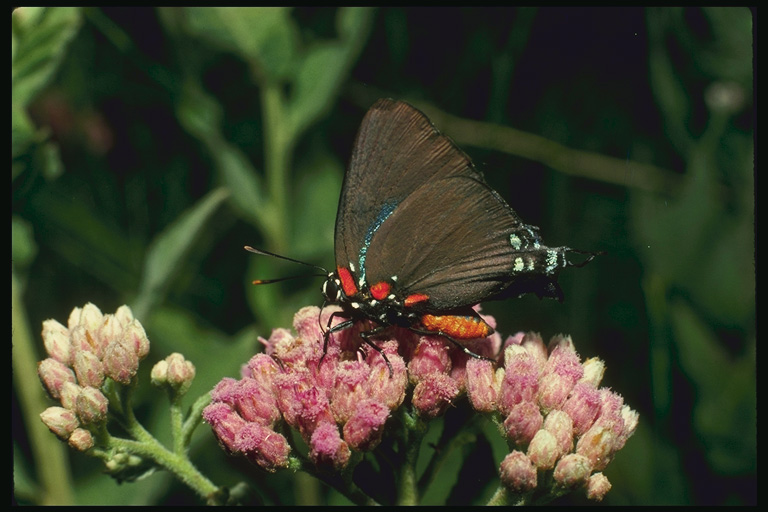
322 276 341 302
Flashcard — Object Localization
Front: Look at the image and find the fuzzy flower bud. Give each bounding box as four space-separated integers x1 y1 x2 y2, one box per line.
553 453 592 489
503 402 543 446
41 319 72 364
498 345 540 415
579 357 605 387
543 410 574 457
310 421 351 469
499 451 537 493
235 422 291 472
527 429 560 470
203 402 246 454
586 472 612 501
38 358 76 400
537 336 583 412
68 428 94 452
562 382 602 436
343 399 390 451
72 349 105 389
121 320 150 360
59 382 82 411
103 339 139 385
166 353 196 395
74 386 109 424
465 358 498 413
40 406 79 439
412 372 459 418
408 336 452 382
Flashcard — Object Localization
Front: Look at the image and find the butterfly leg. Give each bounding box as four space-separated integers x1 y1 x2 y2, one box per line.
359 325 394 377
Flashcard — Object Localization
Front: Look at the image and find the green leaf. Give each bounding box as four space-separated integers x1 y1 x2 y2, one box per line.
175 81 269 233
182 7 297 81
11 216 38 270
11 7 82 107
136 188 230 317
286 7 374 137
671 299 756 475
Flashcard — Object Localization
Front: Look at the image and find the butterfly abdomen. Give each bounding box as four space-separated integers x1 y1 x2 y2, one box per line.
418 313 493 339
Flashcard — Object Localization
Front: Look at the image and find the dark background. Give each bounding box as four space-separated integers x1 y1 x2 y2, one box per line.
12 7 755 505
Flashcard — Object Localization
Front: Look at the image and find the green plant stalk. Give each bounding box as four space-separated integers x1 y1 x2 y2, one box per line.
12 270 75 504
260 83 292 253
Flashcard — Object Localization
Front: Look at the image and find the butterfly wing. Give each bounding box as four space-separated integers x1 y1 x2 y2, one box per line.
335 99 571 310
364 174 565 310
334 99 479 279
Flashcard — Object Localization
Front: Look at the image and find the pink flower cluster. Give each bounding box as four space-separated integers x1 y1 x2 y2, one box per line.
37 303 150 451
466 332 638 500
203 306 410 472
203 305 637 501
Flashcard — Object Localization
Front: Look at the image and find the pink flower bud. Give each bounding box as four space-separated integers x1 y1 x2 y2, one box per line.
362 340 407 410
73 303 104 335
466 358 498 413
235 423 291 472
203 402 246 454
97 314 123 354
575 423 617 471
527 429 559 470
343 399 390 451
38 358 76 400
166 352 196 394
235 378 280 427
498 346 539 415
41 319 71 364
408 336 452 382
310 421 351 469
543 410 574 457
70 325 96 355
411 372 459 418
586 472 612 501
114 305 134 327
243 353 280 388
580 357 605 387
40 406 79 439
553 453 592 489
74 386 109 424
499 450 537 493
103 339 139 385
503 401 543 446
121 319 150 360
562 382 601 436
68 427 94 452
537 338 583 412
520 332 548 368
72 349 105 389
59 382 82 410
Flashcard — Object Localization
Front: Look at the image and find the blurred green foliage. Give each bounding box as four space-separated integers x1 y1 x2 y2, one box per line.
12 7 754 505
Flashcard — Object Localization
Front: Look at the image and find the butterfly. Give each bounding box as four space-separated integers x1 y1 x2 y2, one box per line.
247 99 598 373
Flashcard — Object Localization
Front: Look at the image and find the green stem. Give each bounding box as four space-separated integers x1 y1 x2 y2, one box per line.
259 83 291 252
12 270 75 505
397 409 426 505
107 434 219 502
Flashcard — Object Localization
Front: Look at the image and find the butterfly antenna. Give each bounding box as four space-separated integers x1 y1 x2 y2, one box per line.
244 246 328 284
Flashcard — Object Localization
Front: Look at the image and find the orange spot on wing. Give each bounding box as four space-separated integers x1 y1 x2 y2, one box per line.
419 314 493 339
370 281 391 300
404 293 430 307
337 266 358 297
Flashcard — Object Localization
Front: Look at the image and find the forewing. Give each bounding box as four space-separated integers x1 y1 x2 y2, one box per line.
334 99 479 273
